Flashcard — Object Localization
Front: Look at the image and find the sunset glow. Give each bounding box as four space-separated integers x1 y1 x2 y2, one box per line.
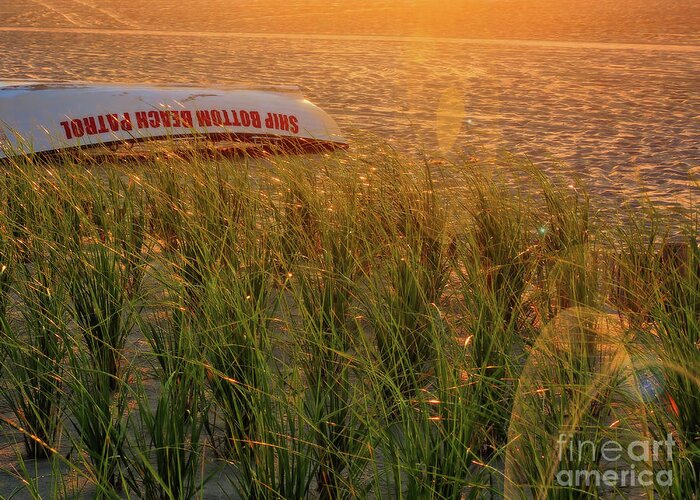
1 1 699 497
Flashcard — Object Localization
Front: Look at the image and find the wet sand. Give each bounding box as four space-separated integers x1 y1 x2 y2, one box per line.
1 0 699 210
2 0 700 46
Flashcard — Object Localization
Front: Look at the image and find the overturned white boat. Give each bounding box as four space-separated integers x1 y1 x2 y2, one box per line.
0 81 347 159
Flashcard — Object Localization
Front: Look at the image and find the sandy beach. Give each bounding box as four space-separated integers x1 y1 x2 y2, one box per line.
1 0 699 211
1 3 700 498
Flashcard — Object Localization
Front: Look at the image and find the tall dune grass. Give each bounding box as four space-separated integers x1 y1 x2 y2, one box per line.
0 143 697 498
0 259 66 459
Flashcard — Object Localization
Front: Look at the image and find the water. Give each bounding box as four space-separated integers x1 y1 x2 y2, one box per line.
1 0 699 211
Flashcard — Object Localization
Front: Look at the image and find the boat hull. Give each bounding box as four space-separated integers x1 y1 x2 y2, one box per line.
0 82 347 158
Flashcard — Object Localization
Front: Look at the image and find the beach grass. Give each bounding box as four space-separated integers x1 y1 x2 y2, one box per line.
0 142 697 498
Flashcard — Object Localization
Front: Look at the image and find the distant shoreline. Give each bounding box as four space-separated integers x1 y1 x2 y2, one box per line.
2 25 700 53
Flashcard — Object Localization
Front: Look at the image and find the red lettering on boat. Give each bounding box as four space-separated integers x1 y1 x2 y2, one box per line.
196 110 212 127
83 116 98 135
135 111 148 129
